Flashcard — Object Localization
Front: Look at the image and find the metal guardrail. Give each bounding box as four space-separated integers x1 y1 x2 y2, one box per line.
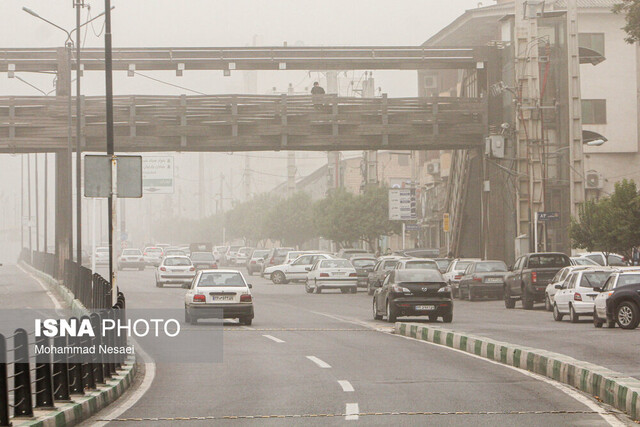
0 300 125 426
20 249 112 310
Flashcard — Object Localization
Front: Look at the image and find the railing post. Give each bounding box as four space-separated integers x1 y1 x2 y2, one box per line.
0 334 9 426
67 319 84 395
80 316 96 390
34 335 55 409
90 313 104 385
52 333 70 401
13 328 33 417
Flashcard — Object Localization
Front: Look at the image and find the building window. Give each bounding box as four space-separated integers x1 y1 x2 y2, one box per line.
579 33 605 56
582 99 607 125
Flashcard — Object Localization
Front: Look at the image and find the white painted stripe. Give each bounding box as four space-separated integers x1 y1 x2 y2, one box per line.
345 403 359 421
262 334 285 343
338 380 354 392
240 325 255 331
306 355 331 369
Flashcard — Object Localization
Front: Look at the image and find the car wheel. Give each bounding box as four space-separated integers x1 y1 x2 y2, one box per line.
545 295 552 312
386 300 397 323
350 286 357 294
315 285 322 294
442 313 453 323
305 281 314 294
184 309 190 323
569 305 579 323
241 317 253 326
373 299 382 320
504 287 515 309
606 319 616 328
553 303 564 321
522 287 534 310
593 309 604 328
272 271 286 285
616 301 640 330
156 281 163 288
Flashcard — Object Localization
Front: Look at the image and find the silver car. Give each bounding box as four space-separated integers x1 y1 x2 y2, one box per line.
155 256 196 288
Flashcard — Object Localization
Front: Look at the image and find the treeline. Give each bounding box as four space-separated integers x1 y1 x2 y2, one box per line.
152 186 400 250
570 179 640 258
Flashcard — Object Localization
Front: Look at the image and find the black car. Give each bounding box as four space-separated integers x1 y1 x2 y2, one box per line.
606 282 640 329
190 252 218 270
373 269 453 323
457 260 509 301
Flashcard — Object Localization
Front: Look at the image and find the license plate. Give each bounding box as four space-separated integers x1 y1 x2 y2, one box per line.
334 272 345 276
485 278 502 283
415 305 435 311
212 296 233 301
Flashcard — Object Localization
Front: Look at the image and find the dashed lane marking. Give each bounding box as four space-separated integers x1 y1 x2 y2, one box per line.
338 380 355 392
306 355 331 369
99 410 615 422
262 334 285 343
345 403 359 421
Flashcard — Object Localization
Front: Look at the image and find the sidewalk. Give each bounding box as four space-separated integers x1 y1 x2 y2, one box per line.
0 262 61 310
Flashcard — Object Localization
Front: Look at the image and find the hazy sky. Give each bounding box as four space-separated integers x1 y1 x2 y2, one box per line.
1 0 488 254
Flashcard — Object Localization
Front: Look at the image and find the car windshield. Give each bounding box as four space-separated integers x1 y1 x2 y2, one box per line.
288 252 305 259
617 274 640 288
123 249 141 255
476 261 507 272
275 248 294 256
396 270 443 283
321 260 352 269
405 260 438 270
239 248 252 255
197 272 245 287
252 250 269 258
191 253 214 261
383 261 398 270
164 257 191 266
528 255 570 268
579 271 611 288
229 246 242 252
165 250 185 256
573 258 598 266
454 261 472 272
352 259 376 268
436 260 451 271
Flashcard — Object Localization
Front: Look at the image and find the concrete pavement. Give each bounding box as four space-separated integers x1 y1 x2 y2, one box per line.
81 267 633 426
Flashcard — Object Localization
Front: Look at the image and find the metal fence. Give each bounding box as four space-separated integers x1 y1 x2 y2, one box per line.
0 294 126 426
20 249 112 310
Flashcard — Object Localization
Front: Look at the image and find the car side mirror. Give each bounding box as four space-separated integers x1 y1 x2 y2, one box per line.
247 284 253 289
554 284 562 289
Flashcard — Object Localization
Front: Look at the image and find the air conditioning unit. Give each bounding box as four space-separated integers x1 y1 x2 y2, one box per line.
424 75 438 91
585 171 603 190
426 161 440 175
485 135 505 159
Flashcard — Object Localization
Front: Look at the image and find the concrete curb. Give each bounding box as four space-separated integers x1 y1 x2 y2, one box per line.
15 262 139 426
395 322 640 422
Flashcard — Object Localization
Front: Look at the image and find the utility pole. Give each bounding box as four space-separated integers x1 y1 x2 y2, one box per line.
287 83 296 196
198 154 205 217
74 0 85 267
361 72 378 189
326 71 340 189
515 0 545 254
20 155 24 250
35 153 39 252
44 153 47 252
27 154 32 259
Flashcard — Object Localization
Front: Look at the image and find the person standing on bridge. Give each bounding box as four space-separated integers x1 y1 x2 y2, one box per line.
311 82 325 95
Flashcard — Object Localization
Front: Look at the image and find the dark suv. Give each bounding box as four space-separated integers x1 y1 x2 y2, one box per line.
504 252 571 310
606 282 640 329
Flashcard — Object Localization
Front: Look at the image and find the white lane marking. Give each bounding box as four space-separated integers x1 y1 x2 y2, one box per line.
18 264 62 310
262 334 285 343
311 311 625 427
345 403 359 421
306 355 331 369
87 339 156 427
338 380 354 392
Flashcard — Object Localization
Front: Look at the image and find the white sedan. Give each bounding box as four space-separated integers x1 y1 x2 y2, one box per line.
155 256 196 288
553 268 611 322
264 253 334 284
184 269 254 325
305 258 358 294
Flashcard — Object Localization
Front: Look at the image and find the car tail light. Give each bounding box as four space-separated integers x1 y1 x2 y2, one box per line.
320 273 329 277
240 294 252 302
349 272 357 277
144 252 148 256
531 272 537 283
270 258 275 264
574 292 582 301
189 267 195 271
251 260 256 264
392 285 411 293
212 263 218 269
454 275 462 280
473 275 482 282
193 294 205 302
160 267 166 271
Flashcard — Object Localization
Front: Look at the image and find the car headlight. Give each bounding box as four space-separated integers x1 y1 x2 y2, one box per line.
438 285 452 293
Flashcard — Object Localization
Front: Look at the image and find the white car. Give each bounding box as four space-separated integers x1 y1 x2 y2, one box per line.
94 247 110 266
570 256 600 266
143 246 164 267
575 252 628 267
184 269 254 325
305 258 358 294
552 268 612 322
443 258 481 298
155 255 196 288
593 269 640 328
117 248 145 270
234 247 253 266
213 246 228 262
544 265 597 311
283 251 309 264
264 253 334 284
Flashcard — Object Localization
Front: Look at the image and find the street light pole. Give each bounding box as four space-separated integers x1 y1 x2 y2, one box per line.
75 0 84 267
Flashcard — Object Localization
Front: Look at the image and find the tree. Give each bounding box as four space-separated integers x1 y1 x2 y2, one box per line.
312 188 361 248
613 1 640 43
264 192 317 247
356 186 401 251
